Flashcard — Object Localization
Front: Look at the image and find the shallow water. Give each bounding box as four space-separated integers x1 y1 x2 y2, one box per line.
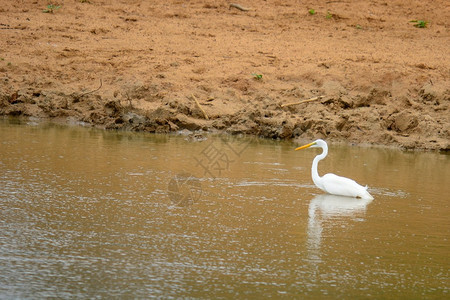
0 119 448 298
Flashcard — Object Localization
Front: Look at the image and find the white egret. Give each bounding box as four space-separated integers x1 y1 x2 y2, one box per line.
296 139 374 200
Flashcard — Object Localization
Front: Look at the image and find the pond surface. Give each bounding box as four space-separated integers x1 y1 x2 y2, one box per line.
0 119 448 299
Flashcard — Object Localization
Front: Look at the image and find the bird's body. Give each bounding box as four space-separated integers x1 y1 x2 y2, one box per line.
296 139 374 200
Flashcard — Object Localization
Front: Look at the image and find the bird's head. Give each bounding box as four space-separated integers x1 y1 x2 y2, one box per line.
295 139 326 151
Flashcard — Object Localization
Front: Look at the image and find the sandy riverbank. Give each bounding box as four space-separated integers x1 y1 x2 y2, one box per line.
1 0 448 150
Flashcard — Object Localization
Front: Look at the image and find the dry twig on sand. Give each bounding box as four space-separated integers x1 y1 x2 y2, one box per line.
280 96 324 108
191 94 209 120
79 79 103 97
229 3 251 12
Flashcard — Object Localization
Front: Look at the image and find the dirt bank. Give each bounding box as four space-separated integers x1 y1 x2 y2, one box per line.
1 0 449 150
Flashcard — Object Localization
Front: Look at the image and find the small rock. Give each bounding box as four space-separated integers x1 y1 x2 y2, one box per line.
394 111 418 132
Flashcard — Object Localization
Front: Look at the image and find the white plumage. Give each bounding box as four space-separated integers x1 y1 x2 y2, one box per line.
296 139 374 200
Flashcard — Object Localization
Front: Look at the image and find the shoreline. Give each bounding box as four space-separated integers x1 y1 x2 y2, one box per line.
1 112 447 153
1 0 448 151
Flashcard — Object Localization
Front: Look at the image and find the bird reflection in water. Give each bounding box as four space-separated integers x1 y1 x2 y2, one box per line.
306 194 373 263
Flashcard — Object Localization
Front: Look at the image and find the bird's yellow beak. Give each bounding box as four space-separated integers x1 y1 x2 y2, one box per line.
295 142 316 151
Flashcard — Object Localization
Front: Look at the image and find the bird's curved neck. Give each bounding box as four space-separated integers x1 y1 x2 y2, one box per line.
311 145 328 187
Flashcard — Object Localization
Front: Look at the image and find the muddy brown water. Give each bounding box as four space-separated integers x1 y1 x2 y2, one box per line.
0 118 448 298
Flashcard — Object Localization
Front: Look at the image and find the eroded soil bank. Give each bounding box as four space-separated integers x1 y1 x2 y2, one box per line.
1 0 449 150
